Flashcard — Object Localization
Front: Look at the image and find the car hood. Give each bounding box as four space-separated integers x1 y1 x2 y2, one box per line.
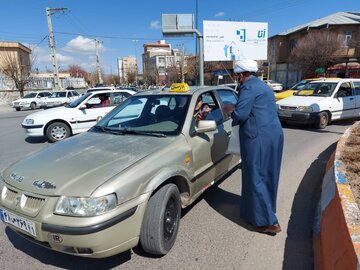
25 106 73 119
277 95 326 107
3 132 175 196
274 90 295 100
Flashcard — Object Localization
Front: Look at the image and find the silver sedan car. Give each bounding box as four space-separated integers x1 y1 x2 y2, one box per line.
0 83 240 258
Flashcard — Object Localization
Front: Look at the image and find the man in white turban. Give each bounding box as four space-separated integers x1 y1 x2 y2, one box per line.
224 59 284 235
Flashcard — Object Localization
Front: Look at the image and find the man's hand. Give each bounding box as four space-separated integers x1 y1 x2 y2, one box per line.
223 104 235 114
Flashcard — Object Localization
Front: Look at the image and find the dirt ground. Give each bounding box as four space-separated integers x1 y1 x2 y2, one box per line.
339 125 360 206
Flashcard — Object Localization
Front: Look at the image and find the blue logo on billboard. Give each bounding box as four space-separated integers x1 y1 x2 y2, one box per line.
257 29 266 38
236 29 246 42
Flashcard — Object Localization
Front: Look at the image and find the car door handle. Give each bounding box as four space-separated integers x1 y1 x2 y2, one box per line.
350 97 354 100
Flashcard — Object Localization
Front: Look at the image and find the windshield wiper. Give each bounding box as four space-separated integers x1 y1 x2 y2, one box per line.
119 129 167 137
92 125 125 135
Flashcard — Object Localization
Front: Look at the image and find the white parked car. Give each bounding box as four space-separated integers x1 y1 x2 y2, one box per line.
40 90 80 108
11 91 52 111
22 89 135 142
277 78 360 128
265 80 283 92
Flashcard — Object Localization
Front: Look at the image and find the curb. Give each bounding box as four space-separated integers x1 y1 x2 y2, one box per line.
315 121 360 270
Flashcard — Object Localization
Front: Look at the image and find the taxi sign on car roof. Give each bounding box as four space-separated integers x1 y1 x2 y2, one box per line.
170 83 190 92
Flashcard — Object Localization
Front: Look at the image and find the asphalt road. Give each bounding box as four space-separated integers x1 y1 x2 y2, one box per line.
0 106 355 270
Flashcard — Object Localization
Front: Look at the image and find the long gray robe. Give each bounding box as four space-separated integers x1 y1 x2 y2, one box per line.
231 76 284 226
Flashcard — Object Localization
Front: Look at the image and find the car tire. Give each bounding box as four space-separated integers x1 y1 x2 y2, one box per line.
315 112 329 129
30 102 36 110
46 122 71 142
15 108 20 111
140 183 181 255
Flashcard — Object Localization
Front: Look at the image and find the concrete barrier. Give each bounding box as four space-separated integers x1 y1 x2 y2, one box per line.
315 122 360 270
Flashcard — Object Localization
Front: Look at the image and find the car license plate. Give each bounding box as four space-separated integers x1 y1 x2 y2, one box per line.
278 110 292 117
0 208 37 237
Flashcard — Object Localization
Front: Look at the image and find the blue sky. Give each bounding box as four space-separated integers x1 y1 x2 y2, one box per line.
0 0 358 74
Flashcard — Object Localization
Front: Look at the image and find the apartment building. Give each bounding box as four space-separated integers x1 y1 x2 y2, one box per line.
0 41 31 90
142 40 184 85
118 56 137 84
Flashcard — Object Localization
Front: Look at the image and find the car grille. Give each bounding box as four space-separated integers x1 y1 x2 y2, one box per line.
13 102 20 106
279 105 297 111
1 186 46 217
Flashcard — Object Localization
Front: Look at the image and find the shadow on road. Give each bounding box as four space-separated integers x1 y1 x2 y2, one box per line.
6 228 131 270
25 137 48 144
282 142 337 270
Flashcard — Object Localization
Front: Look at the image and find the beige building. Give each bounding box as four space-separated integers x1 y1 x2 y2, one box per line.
142 40 185 85
0 41 31 89
118 56 137 84
268 12 360 88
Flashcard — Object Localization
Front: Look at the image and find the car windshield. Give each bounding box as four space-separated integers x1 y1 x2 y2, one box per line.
23 93 37 98
91 94 191 136
67 93 92 108
294 82 337 97
50 92 66 98
290 80 311 90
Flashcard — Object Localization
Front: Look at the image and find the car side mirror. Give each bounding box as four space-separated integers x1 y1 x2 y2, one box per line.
195 120 216 134
79 104 87 110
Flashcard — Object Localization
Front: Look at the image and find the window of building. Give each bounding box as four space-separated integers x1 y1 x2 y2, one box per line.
343 31 352 48
289 39 297 52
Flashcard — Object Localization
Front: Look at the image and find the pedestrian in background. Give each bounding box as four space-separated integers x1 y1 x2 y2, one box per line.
224 59 284 235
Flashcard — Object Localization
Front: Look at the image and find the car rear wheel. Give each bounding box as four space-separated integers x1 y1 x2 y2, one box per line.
15 108 20 111
46 122 71 142
140 183 181 255
30 102 36 110
315 112 329 129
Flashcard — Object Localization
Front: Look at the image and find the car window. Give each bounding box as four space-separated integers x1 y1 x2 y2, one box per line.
296 82 337 96
216 89 238 120
97 95 191 136
337 82 353 97
195 92 223 123
23 93 37 98
72 91 80 96
353 82 360 96
113 92 130 105
67 92 72 98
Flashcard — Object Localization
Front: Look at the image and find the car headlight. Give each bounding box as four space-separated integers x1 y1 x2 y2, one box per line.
54 194 117 217
24 119 34 125
0 176 5 193
297 106 313 112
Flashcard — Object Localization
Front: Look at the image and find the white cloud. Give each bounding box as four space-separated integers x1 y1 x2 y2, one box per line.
63 36 104 54
215 12 225 17
150 20 161 29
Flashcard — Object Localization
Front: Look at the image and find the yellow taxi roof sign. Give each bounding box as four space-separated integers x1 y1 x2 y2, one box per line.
170 83 190 92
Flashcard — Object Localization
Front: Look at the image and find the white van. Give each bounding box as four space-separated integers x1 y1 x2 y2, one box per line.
277 78 360 128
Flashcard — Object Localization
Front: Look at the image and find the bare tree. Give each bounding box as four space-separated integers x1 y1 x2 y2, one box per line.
126 71 136 85
67 64 89 81
289 30 343 77
0 49 34 97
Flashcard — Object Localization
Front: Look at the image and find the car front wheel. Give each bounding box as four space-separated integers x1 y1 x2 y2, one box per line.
315 112 329 129
46 122 71 142
30 102 36 110
140 183 181 255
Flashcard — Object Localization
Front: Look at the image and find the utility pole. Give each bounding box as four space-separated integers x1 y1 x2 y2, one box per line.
95 39 103 84
132 39 139 86
46 7 68 91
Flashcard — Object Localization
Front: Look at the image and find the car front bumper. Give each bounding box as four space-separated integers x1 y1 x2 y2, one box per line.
0 192 150 258
22 124 44 137
278 110 318 124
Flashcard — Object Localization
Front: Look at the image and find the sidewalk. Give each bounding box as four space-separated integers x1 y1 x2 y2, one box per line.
0 103 13 113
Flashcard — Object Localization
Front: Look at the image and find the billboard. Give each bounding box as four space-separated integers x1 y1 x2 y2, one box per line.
203 21 268 61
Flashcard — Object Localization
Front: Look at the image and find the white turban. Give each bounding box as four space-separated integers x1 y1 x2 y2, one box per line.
234 59 258 73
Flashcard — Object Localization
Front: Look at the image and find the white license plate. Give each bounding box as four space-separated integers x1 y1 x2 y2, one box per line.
0 208 37 237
